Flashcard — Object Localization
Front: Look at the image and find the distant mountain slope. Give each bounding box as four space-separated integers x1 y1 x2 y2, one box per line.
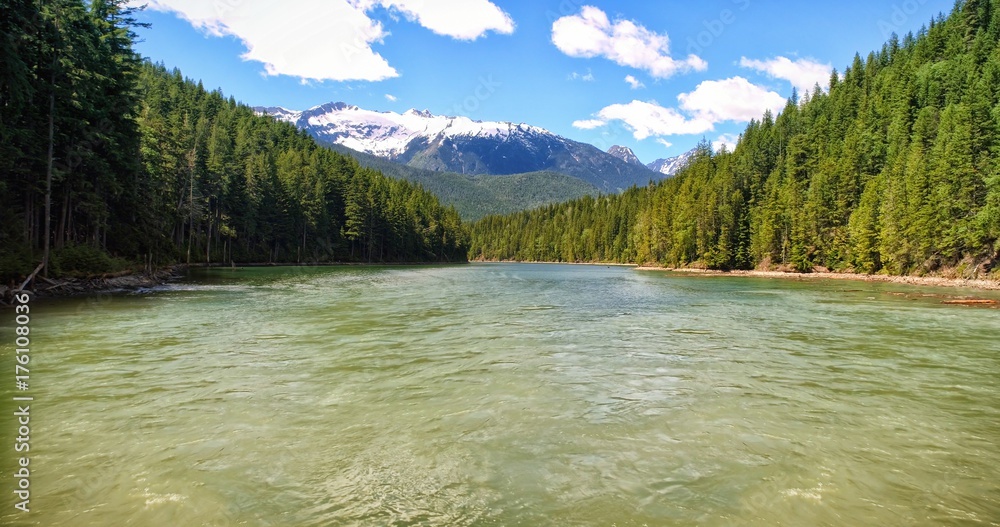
326 144 598 220
607 145 644 166
647 148 697 176
256 103 662 193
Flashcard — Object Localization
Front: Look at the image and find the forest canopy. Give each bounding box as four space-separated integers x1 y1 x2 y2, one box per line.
470 0 1000 278
1 0 468 283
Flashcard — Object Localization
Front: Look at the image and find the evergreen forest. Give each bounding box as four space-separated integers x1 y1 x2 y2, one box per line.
1 0 468 283
5 0 1000 283
470 0 1000 278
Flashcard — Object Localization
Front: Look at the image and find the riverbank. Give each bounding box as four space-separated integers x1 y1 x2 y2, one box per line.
635 266 1000 292
0 260 469 305
0 266 184 305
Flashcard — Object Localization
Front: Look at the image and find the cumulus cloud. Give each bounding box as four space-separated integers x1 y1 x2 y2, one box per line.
385 93 398 101
624 75 644 89
656 138 673 149
139 0 514 82
740 56 832 95
678 76 786 123
593 100 713 140
551 6 706 79
572 119 607 130
712 133 740 152
374 0 514 40
569 70 596 82
574 77 784 142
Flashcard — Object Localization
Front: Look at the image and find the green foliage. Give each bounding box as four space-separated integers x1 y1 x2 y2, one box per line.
470 0 1000 277
1 0 467 283
0 247 36 285
327 145 600 220
51 244 131 276
130 62 468 264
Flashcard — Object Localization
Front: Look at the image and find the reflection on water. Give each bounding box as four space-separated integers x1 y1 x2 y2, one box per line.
2 263 999 526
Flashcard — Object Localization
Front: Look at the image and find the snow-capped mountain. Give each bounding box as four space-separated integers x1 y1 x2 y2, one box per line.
647 148 697 176
258 102 549 159
607 145 643 166
256 102 661 192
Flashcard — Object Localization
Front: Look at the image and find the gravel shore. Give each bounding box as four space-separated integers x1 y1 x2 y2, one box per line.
634 266 1000 292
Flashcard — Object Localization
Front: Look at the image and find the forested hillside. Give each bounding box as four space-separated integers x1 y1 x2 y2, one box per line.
134 63 467 265
327 144 599 220
471 0 1000 278
1 0 466 283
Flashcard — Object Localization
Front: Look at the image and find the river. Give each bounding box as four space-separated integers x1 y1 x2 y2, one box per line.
2 263 999 526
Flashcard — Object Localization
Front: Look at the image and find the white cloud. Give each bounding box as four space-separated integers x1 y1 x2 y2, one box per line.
712 133 740 152
574 77 784 143
551 6 706 79
739 56 832 95
573 119 607 130
678 77 786 123
569 70 595 82
375 0 514 40
138 0 514 82
595 100 713 140
656 138 673 149
624 75 644 89
385 93 398 101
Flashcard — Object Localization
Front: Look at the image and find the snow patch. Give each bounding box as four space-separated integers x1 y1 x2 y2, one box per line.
263 102 550 158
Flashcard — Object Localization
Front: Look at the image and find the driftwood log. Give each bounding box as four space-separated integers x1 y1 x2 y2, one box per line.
18 262 46 291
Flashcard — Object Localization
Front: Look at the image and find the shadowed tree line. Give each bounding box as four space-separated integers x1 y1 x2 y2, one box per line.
1 0 467 283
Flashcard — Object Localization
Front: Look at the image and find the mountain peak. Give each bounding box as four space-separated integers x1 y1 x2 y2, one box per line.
647 148 697 176
404 108 434 118
311 101 359 113
607 145 643 166
258 101 663 192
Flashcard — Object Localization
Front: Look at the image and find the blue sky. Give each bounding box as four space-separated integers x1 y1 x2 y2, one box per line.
132 0 955 164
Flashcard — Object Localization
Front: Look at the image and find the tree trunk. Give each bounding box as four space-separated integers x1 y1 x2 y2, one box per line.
43 74 55 278
56 189 69 249
24 193 32 246
205 217 211 263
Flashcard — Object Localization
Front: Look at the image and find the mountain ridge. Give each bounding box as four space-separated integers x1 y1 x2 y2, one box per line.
325 143 599 220
647 148 697 176
255 102 662 193
607 145 643 166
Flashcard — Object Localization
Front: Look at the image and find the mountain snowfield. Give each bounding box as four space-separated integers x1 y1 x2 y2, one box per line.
260 102 550 159
647 148 697 175
607 144 696 176
256 102 662 192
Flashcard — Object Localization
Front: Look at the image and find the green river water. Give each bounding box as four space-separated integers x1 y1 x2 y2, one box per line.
2 263 999 526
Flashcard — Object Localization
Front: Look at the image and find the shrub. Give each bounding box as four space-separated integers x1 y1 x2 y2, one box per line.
53 244 131 277
0 246 36 285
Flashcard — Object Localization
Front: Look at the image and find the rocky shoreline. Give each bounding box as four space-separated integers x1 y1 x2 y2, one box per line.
0 266 183 305
0 261 463 305
5 263 999 306
635 266 1000 292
